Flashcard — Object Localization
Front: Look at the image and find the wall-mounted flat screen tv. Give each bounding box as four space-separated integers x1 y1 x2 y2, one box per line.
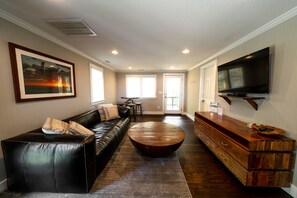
218 47 270 95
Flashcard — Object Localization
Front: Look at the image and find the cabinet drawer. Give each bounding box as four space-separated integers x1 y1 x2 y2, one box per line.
196 119 249 168
196 130 248 185
209 127 250 169
195 119 211 134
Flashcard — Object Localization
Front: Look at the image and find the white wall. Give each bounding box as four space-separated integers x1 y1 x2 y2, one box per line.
186 15 297 186
0 17 117 187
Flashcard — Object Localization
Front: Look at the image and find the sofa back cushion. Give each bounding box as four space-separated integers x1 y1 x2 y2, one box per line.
65 109 100 128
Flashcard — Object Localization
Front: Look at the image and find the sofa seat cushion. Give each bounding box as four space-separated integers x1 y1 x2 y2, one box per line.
89 119 119 136
88 117 130 155
115 117 130 129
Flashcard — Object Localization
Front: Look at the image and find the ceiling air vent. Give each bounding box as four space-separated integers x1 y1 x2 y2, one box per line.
46 19 97 36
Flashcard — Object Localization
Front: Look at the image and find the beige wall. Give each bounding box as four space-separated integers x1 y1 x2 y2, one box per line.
104 69 117 103
185 68 200 118
187 15 297 185
0 18 117 181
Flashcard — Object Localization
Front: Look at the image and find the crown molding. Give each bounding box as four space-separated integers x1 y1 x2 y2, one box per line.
188 6 297 71
116 69 188 74
0 8 115 71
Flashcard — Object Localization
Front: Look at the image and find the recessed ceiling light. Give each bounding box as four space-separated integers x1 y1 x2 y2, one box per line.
182 49 190 54
170 66 175 69
128 66 132 69
111 50 118 55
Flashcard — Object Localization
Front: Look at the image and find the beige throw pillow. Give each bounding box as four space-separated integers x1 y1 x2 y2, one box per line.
68 121 94 135
96 103 113 121
42 117 69 134
103 105 120 121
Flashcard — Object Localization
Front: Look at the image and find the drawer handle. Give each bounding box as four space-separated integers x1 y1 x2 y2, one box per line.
221 141 228 147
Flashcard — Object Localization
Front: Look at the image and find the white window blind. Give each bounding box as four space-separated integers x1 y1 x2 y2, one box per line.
90 64 104 104
126 75 156 98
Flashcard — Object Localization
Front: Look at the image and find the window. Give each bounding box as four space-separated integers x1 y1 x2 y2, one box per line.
90 64 104 104
126 75 156 98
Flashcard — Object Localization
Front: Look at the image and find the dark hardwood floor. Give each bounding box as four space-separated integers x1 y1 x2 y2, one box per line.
135 114 292 198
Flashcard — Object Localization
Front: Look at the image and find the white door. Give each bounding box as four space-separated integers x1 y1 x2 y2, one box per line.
199 60 217 111
163 74 184 114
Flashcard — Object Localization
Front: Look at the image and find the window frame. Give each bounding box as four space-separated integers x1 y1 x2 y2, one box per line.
126 75 157 98
90 63 105 104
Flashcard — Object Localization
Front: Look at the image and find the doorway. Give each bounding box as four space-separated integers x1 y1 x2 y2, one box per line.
199 60 217 112
163 73 185 114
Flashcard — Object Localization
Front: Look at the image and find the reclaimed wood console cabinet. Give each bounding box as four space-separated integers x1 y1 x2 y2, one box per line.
194 112 295 187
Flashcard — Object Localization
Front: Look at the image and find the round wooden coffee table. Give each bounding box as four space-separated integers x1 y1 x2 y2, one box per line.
128 122 185 157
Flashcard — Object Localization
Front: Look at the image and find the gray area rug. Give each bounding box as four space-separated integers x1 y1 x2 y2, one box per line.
1 135 192 198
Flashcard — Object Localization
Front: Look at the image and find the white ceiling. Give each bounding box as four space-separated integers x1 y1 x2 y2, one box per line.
1 0 297 72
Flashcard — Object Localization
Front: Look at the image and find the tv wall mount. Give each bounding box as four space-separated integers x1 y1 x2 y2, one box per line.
219 95 265 110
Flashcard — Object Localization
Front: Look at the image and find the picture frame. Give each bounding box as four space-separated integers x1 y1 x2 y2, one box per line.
8 42 76 102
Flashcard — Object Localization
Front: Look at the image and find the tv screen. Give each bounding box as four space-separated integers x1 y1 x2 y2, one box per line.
218 47 270 95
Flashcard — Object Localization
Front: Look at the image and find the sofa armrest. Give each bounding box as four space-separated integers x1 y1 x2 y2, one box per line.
118 106 130 118
1 132 96 193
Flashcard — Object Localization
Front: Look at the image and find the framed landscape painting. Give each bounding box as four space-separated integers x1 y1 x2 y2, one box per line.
9 42 76 102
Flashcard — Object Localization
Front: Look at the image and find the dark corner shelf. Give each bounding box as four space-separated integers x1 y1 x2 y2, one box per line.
218 95 265 110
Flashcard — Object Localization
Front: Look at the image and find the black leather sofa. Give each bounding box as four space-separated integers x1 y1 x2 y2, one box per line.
1 106 130 193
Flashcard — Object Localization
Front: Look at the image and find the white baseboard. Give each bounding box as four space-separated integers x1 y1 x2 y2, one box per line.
282 184 297 198
143 111 164 115
184 112 194 121
0 179 7 193
142 111 195 119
